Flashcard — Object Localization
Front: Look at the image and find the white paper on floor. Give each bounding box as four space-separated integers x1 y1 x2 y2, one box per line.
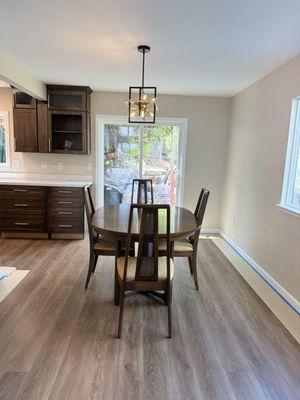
0 267 30 303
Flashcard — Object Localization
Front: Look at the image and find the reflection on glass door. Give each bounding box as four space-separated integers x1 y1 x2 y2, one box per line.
104 124 140 205
102 120 185 206
142 126 179 205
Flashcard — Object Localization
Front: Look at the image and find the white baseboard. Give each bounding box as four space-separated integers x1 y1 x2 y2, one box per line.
200 228 220 235
218 231 300 316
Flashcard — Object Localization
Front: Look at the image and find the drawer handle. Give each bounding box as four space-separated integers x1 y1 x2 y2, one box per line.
58 190 72 194
14 189 28 192
59 224 72 228
58 211 72 215
14 222 29 226
59 201 72 204
14 203 28 207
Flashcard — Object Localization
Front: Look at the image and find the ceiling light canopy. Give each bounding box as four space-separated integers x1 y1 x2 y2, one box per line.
126 45 158 124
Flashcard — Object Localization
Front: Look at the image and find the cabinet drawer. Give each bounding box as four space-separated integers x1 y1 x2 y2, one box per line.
49 207 82 218
50 197 83 208
49 218 83 233
0 214 46 231
0 185 46 198
0 198 45 213
50 187 82 198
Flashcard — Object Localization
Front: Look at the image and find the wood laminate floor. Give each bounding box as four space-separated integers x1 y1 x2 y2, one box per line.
0 237 299 400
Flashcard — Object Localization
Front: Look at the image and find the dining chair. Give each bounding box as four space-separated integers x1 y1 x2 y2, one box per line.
131 179 154 204
115 203 173 338
84 186 125 289
159 188 210 290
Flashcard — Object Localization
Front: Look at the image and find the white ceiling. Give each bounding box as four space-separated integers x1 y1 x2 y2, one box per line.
1 0 300 96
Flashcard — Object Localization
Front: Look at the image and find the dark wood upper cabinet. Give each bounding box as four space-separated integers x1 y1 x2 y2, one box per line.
47 85 92 112
13 108 37 152
48 110 87 154
12 85 92 155
46 85 92 155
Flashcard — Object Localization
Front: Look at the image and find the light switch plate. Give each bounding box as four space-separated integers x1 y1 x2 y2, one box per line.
12 159 21 169
41 161 48 169
57 162 64 170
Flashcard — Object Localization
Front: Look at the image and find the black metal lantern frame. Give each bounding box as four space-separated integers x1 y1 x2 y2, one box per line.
127 45 158 124
128 86 157 124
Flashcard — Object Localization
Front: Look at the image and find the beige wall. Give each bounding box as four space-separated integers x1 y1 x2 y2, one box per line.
221 54 300 302
0 88 230 229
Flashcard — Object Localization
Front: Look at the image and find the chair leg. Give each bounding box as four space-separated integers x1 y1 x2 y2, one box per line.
191 253 199 291
167 302 172 338
92 255 98 273
117 289 125 338
85 253 94 289
114 263 120 306
188 256 193 274
167 282 172 338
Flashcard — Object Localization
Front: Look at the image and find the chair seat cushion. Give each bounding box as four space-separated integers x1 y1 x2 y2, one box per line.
117 257 174 282
158 239 193 253
94 237 126 252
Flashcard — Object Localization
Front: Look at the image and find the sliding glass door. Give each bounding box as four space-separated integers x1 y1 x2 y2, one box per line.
98 117 186 207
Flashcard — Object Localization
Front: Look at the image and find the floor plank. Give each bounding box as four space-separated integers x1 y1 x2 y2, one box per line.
0 237 299 400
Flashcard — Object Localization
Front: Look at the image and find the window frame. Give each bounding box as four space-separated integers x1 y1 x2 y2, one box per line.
280 97 300 215
95 115 187 208
0 111 10 168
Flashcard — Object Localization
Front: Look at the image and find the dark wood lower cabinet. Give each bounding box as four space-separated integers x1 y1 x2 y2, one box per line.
0 185 85 239
48 187 84 235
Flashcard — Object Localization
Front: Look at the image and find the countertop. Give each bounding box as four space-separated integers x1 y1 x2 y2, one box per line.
0 173 93 187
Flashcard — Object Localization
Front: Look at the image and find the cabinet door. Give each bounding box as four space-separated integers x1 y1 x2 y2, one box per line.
14 92 36 109
48 90 87 111
13 109 37 152
37 101 49 153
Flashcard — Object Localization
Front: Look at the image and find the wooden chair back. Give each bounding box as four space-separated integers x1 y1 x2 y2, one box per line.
189 188 210 251
194 188 210 229
84 186 97 251
131 179 154 204
123 203 171 286
86 185 95 213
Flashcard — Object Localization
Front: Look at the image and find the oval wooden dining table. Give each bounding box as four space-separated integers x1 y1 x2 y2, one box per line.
92 204 198 241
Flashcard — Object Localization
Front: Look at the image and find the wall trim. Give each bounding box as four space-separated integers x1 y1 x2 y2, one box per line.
219 231 300 316
200 228 220 235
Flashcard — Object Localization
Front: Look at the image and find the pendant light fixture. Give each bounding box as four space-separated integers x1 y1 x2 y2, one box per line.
126 45 158 123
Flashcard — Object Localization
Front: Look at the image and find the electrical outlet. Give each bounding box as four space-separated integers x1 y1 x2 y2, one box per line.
12 159 21 169
232 217 236 228
57 162 64 170
41 161 48 169
87 163 93 171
